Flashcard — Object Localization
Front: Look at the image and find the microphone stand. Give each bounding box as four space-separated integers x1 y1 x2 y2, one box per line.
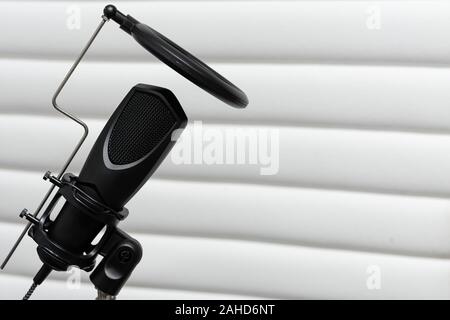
2 4 248 300
97 290 116 300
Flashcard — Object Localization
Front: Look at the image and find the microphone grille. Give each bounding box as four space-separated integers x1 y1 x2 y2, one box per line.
108 91 177 165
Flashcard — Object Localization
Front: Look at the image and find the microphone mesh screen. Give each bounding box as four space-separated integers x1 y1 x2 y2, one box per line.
108 91 176 165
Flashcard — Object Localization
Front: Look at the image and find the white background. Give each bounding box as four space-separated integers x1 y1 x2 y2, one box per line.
1 0 450 299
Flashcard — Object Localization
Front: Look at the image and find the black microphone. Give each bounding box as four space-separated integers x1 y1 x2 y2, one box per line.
48 84 186 251
27 84 187 296
6 4 248 300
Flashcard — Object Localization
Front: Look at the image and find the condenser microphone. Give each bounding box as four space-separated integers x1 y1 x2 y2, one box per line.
3 4 248 300
47 84 186 252
24 84 187 297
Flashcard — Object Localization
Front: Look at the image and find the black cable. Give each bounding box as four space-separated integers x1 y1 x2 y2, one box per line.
22 264 52 300
23 282 37 300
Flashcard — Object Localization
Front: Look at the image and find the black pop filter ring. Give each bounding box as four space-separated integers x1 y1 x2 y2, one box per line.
105 5 249 109
133 25 249 108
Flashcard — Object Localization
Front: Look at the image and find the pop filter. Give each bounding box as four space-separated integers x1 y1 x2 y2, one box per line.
104 5 248 109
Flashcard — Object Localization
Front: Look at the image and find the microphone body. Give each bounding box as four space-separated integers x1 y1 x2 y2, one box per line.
31 84 187 294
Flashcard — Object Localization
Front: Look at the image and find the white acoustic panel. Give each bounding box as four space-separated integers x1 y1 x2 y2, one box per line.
3 59 450 133
1 0 450 301
1 222 450 299
2 115 450 197
0 274 260 300
1 168 450 259
1 1 450 64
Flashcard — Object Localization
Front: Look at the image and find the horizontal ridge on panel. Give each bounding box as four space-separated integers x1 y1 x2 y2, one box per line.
0 168 450 258
2 60 450 133
0 273 260 300
1 222 449 299
1 1 450 64
2 115 450 197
